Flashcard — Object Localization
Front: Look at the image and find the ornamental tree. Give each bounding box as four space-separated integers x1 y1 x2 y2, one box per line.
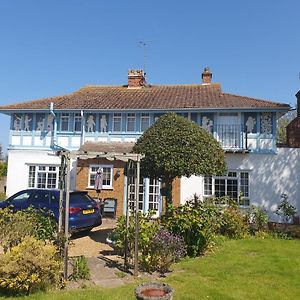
132 113 226 207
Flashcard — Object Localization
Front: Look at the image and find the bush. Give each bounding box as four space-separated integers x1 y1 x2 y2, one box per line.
219 207 248 238
70 256 90 281
109 213 160 265
149 228 186 273
276 194 297 224
0 236 63 295
0 207 57 252
247 205 268 232
162 197 222 257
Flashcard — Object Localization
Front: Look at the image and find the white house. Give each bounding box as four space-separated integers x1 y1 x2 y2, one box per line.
0 68 299 221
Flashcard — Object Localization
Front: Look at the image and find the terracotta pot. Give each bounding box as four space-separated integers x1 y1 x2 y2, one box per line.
135 282 173 300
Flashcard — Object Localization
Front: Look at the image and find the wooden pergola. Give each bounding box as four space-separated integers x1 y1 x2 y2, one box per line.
58 142 143 279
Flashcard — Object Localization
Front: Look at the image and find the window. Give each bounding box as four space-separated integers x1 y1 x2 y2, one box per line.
126 113 135 132
204 171 250 206
140 113 150 132
113 113 122 132
28 165 59 189
148 178 160 211
74 113 82 132
60 113 70 131
88 165 113 189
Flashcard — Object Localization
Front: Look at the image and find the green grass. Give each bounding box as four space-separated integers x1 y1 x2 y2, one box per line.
1 237 300 299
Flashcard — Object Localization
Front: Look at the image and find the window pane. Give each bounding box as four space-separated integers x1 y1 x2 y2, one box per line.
37 173 46 188
60 114 69 131
141 113 150 132
113 113 122 132
47 173 57 188
74 113 82 132
28 166 36 188
204 176 212 195
227 179 238 200
215 179 225 197
127 113 135 132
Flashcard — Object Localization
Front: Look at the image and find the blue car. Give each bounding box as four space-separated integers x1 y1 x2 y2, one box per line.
0 189 102 232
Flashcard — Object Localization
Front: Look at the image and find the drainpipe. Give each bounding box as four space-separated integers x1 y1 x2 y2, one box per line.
80 110 85 146
50 102 57 146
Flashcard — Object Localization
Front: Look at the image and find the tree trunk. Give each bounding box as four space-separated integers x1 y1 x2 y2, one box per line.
164 177 173 214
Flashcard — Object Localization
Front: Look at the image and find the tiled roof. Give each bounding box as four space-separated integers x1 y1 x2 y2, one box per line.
0 83 290 111
79 141 135 153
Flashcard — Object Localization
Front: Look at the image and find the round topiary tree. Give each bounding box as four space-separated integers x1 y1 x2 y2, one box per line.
133 113 226 207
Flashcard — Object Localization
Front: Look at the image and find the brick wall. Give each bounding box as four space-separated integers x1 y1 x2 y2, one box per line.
287 117 300 148
76 158 125 217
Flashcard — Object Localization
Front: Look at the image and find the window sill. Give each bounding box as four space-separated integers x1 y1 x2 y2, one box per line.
86 187 113 191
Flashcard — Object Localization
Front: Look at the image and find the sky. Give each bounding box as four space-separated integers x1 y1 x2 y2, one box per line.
0 0 300 152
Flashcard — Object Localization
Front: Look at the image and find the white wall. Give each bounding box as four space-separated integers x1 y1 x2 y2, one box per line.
6 149 77 197
180 148 300 222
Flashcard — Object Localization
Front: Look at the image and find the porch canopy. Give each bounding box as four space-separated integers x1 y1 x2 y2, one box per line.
71 141 140 162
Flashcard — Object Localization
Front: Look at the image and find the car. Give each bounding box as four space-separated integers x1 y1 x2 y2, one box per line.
0 189 102 232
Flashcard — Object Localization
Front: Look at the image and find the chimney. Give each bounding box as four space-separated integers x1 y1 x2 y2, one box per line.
128 69 146 88
202 67 212 84
296 90 300 117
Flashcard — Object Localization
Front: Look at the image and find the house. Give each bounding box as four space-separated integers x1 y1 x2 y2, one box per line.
0 68 299 221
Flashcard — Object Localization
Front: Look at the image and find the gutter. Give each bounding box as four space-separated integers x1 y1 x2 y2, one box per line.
50 102 57 146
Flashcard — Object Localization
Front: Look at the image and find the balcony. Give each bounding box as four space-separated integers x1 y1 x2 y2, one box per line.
213 125 276 152
214 125 245 150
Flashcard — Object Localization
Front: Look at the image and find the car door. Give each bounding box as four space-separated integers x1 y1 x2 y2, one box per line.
30 190 51 211
8 190 34 210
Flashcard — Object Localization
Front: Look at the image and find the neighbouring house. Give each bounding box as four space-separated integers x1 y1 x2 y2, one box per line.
0 68 299 221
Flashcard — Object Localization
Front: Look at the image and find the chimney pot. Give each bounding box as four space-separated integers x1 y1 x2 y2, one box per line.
128 69 146 88
202 67 212 84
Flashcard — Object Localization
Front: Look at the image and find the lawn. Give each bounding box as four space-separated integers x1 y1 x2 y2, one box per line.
2 237 300 299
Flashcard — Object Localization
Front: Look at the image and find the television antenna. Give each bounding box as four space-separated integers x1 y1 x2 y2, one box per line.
138 40 152 75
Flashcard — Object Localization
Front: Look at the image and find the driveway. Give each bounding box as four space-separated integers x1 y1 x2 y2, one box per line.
69 218 117 257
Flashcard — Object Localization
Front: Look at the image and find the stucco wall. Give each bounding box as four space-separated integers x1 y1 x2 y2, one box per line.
6 149 77 197
180 148 300 222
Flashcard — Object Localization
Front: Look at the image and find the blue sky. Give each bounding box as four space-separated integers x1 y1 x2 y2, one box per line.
0 0 299 152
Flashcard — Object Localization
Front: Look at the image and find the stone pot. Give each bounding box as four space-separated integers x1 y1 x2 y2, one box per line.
135 282 173 300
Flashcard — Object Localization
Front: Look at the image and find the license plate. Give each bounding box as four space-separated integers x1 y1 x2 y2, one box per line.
82 209 94 215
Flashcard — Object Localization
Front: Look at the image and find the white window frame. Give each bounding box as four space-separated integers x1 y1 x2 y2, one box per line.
28 165 60 189
112 113 122 132
88 164 113 189
60 113 70 131
140 113 150 132
203 170 250 206
126 113 136 132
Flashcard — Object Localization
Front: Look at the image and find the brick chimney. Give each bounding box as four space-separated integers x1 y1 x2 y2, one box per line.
128 69 146 88
201 67 212 84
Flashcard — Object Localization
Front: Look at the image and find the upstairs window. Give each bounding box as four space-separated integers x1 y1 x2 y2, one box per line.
113 113 122 132
60 113 70 131
74 113 82 132
126 113 136 132
140 113 150 132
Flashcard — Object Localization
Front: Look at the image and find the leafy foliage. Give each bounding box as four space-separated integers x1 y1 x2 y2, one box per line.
0 162 7 177
247 205 269 231
276 193 297 224
0 207 57 252
70 256 90 281
0 236 63 295
133 113 226 204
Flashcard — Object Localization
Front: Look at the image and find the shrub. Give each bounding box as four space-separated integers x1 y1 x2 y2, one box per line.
0 236 63 295
0 207 57 252
247 205 268 232
109 213 160 265
70 256 90 281
149 228 186 274
219 207 248 238
276 194 297 224
162 197 222 257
